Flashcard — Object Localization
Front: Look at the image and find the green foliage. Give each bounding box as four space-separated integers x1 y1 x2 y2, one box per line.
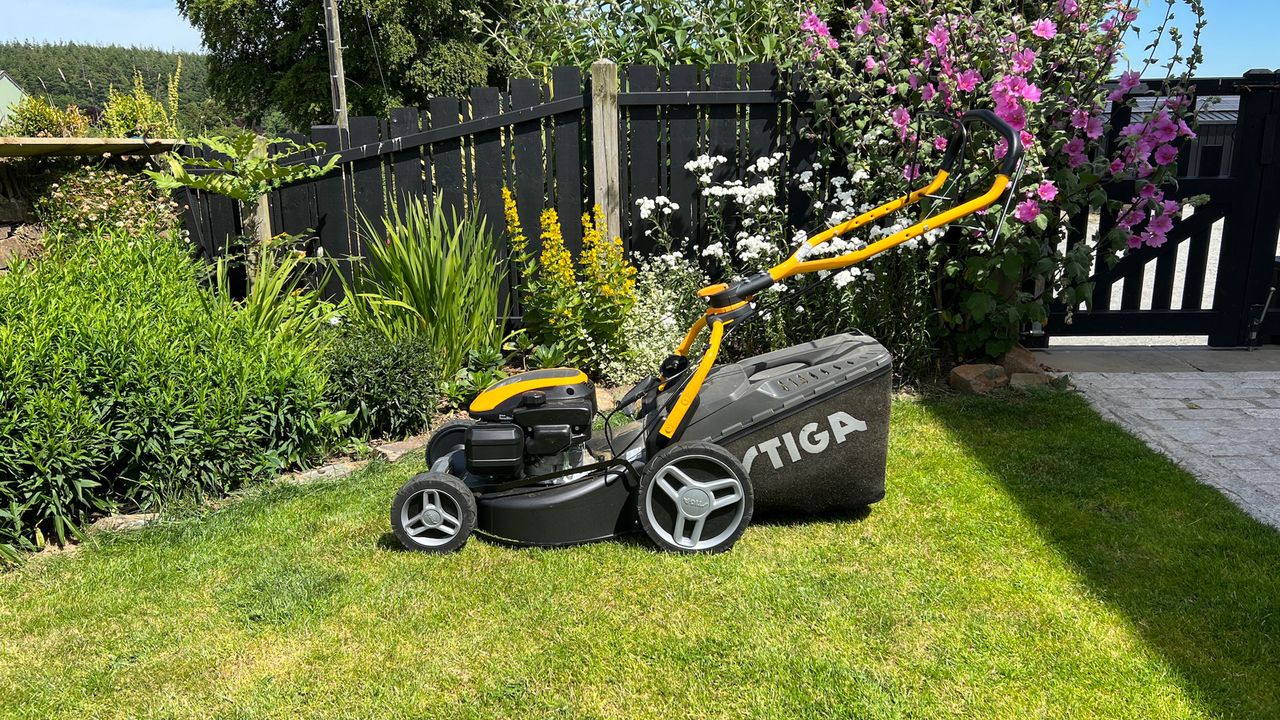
214 237 336 344
147 134 339 204
0 230 344 559
347 196 504 378
0 94 90 137
324 325 441 440
609 250 707 383
34 163 179 238
177 0 508 129
442 348 508 408
505 191 638 381
0 41 210 110
100 60 182 138
485 0 820 76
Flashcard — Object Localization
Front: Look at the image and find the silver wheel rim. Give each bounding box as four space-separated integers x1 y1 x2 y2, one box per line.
644 453 746 550
399 487 465 547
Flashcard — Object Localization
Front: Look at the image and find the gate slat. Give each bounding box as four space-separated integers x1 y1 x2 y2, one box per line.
1181 215 1215 309
1150 241 1178 310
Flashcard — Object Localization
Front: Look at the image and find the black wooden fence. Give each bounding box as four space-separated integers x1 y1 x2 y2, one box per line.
181 65 1280 347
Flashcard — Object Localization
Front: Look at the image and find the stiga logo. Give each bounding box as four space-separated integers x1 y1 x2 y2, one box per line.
741 411 867 473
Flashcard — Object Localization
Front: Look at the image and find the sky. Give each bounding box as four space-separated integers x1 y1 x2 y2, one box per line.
0 0 1275 77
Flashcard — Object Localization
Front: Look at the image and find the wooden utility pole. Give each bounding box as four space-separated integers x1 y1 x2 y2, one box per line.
590 59 621 240
322 0 349 133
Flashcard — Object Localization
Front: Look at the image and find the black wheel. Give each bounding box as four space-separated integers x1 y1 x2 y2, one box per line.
427 419 473 472
391 472 477 553
637 441 753 553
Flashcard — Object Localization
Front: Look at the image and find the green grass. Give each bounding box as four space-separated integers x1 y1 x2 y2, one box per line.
2 391 1278 719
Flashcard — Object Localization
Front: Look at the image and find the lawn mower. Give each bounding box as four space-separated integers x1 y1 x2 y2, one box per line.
391 109 1024 554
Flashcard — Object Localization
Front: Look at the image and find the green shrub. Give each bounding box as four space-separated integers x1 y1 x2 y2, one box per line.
99 61 181 138
34 163 179 238
0 230 344 561
348 196 504 378
324 325 441 440
0 95 90 137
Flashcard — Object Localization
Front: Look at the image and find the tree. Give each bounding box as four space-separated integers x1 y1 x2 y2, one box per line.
178 0 507 131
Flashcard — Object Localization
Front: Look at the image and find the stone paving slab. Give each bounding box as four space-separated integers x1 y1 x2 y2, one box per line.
1065 371 1280 529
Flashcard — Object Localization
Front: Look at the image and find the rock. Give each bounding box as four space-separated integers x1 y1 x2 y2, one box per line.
281 460 369 485
1009 372 1054 389
89 513 158 533
1000 344 1044 375
595 386 617 414
949 363 1009 394
0 223 41 272
377 434 428 463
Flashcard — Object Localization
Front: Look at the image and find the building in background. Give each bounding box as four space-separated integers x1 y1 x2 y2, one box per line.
0 71 26 124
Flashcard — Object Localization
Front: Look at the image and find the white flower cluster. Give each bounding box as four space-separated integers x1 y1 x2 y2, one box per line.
703 177 778 210
685 154 727 175
748 152 784 175
636 195 679 220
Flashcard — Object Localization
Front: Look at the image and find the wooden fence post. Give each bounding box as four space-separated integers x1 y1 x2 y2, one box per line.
252 135 272 245
591 59 621 241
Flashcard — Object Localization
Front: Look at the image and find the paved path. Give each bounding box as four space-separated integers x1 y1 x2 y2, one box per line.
1056 368 1280 529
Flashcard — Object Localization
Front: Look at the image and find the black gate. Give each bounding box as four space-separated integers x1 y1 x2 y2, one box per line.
1044 71 1280 347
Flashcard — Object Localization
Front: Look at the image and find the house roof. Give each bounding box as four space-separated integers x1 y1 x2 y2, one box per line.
1132 95 1239 124
0 70 23 94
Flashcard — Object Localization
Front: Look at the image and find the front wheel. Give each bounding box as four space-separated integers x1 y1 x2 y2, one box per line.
638 441 753 553
391 472 477 553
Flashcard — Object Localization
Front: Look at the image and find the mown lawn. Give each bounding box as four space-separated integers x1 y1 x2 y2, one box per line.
2 390 1278 719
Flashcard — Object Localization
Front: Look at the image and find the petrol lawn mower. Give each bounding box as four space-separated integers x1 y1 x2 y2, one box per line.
391 109 1024 554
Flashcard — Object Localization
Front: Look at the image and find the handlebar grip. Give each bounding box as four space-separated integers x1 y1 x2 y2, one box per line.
962 109 1023 177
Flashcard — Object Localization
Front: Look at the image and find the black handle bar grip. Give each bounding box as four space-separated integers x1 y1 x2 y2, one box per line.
962 108 1023 177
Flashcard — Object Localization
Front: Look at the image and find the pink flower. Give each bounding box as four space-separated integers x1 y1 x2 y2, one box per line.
1117 207 1144 229
891 106 912 138
956 69 983 92
903 163 921 181
1148 213 1174 236
1036 181 1058 202
864 56 880 74
921 83 937 102
1108 157 1126 175
1031 18 1057 39
1085 117 1104 140
1154 144 1178 166
1014 198 1042 223
1059 0 1079 16
869 0 888 16
933 136 949 152
1020 83 1042 103
1011 48 1037 74
926 21 950 50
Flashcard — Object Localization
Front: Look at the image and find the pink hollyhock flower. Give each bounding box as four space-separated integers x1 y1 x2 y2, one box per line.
903 163 921 181
1063 138 1085 156
1060 0 1079 15
1011 48 1037 74
956 69 983 92
1109 157 1126 175
1148 213 1174 236
891 106 912 134
869 0 888 16
855 19 871 35
921 83 937 102
864 56 880 73
1036 181 1058 202
1162 199 1180 216
1070 108 1090 129
926 21 950 50
1139 182 1159 199
1153 144 1178 166
1020 83 1042 103
1117 207 1144 229
934 136 948 152
1020 130 1035 148
1031 18 1057 39
1014 197 1041 223
1085 116 1104 139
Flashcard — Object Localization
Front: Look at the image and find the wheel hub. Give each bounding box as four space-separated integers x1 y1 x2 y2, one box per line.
422 508 444 527
677 487 713 518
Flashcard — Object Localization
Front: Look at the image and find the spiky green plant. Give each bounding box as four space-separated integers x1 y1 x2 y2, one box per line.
346 197 504 377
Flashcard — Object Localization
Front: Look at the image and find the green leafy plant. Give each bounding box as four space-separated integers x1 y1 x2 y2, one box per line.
0 95 90 137
100 59 183 138
211 235 336 344
35 163 180 239
0 229 345 561
529 343 569 369
324 325 442 440
347 196 505 378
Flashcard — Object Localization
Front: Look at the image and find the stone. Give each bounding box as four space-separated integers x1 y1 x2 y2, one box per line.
1000 344 1044 375
377 434 429 463
1009 372 1053 389
281 460 369 485
948 363 1009 394
89 513 158 533
0 223 41 273
595 386 617 414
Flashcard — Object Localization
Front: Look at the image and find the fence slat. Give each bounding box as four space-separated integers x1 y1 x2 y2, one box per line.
627 65 661 253
511 78 546 257
310 124 350 295
428 98 464 217
666 65 700 249
1181 215 1214 309
553 67 585 253
1150 240 1178 310
389 107 423 215
347 116 383 255
748 64 780 162
707 64 737 178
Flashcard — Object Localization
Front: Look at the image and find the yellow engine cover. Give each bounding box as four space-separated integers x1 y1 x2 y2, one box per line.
468 368 589 413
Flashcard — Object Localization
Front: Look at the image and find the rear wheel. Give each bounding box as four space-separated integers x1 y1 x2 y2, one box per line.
391 472 476 553
638 442 753 553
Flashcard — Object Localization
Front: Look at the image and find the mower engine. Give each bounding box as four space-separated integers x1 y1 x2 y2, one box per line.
463 368 597 480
